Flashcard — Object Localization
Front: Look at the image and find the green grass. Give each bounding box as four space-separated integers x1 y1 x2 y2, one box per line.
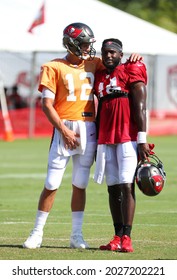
0 136 177 260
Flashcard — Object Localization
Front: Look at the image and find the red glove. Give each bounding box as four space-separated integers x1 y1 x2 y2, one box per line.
149 143 155 155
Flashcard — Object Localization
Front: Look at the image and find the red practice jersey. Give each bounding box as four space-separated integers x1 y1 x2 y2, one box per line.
38 57 104 122
94 61 147 144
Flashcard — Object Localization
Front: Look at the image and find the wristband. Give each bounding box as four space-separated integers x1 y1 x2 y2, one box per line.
137 131 147 144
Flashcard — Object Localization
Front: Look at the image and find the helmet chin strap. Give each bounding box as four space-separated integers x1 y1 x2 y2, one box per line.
67 49 82 59
80 54 89 60
66 46 92 61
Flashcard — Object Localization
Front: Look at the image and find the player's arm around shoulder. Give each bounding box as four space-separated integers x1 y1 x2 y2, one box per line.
125 60 147 85
126 59 146 71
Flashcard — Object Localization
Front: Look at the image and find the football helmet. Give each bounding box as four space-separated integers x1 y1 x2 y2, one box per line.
135 154 166 196
63 22 96 60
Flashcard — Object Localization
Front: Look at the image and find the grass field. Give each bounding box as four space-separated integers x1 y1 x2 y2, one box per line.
0 135 177 260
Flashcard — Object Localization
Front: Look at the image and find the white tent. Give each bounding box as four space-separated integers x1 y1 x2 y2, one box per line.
1 0 177 138
1 0 177 55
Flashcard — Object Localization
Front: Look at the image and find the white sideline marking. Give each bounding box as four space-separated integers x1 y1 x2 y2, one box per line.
0 173 69 179
0 173 95 179
0 163 46 168
0 173 46 179
1 221 177 227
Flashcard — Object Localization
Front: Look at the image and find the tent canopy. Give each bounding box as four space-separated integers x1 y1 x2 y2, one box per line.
1 0 177 54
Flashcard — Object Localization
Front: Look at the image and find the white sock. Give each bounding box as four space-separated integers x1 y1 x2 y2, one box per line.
33 210 49 235
71 211 84 236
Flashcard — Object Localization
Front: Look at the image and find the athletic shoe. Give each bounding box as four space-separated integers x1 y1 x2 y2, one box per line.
99 235 121 251
23 230 43 249
121 235 133 252
70 235 89 249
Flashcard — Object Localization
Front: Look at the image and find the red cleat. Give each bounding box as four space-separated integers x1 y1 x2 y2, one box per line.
121 235 133 252
99 235 121 251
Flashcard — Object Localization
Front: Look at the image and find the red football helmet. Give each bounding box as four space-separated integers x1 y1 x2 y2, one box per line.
135 154 166 196
63 22 96 60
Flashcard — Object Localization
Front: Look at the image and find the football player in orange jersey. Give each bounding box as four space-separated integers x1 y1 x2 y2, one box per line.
23 23 142 249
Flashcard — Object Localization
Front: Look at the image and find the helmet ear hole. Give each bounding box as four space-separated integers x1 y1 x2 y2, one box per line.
135 154 166 196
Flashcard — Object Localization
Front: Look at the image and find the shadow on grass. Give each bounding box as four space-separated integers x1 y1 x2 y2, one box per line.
0 244 100 251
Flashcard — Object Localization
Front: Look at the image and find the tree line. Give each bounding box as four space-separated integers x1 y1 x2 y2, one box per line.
99 0 177 34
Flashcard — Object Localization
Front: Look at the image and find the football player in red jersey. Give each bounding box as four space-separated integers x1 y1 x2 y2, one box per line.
94 38 150 252
23 23 142 250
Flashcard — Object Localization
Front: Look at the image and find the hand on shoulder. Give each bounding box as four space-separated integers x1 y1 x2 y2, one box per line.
128 53 144 62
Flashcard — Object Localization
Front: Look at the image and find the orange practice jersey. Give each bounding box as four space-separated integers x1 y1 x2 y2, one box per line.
38 57 104 121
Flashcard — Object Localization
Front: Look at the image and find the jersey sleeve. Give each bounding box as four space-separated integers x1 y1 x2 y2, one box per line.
95 57 105 71
38 62 58 93
126 61 147 85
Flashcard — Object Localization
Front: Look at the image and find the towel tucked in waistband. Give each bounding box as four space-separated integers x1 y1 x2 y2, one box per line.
57 120 87 156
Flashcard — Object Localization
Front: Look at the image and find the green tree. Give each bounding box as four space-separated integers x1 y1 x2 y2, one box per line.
99 0 177 33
